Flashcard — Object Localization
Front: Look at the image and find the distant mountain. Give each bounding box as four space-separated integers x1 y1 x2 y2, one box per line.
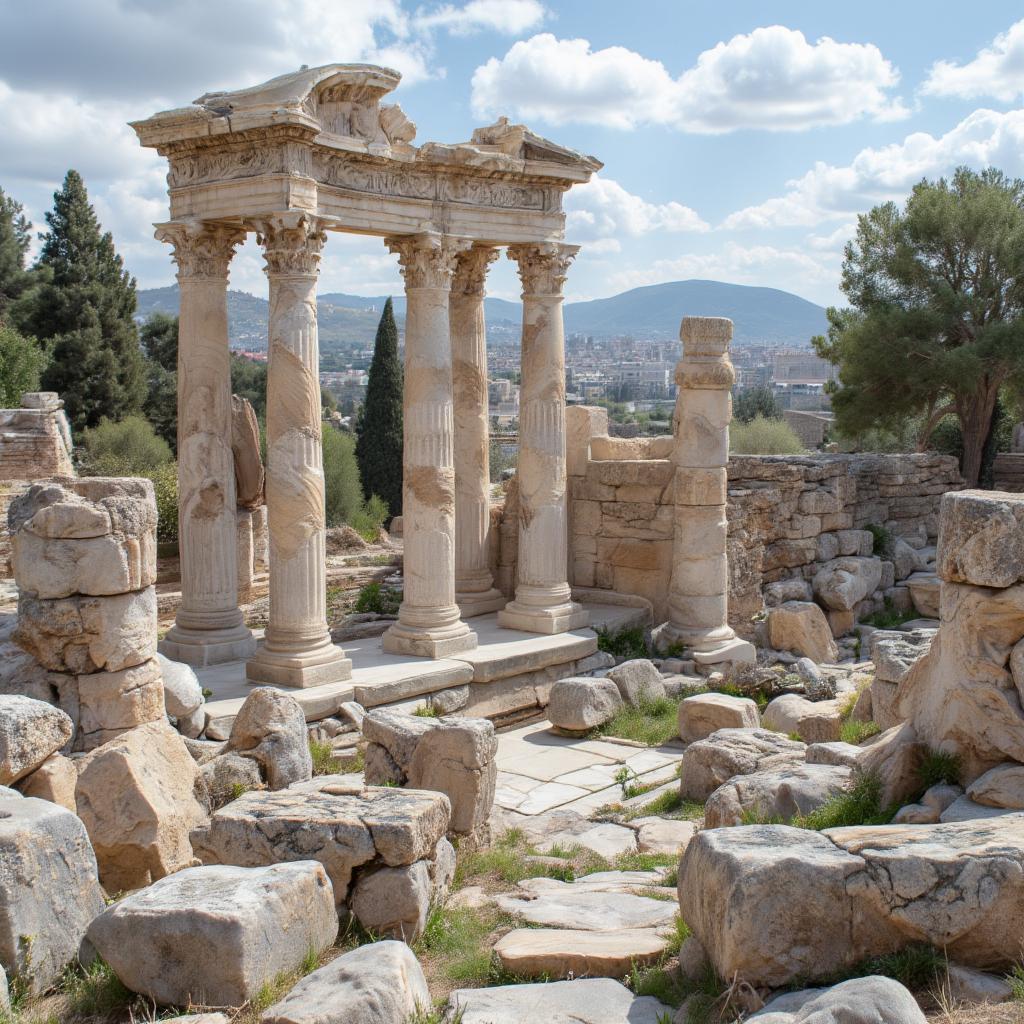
136 279 827 351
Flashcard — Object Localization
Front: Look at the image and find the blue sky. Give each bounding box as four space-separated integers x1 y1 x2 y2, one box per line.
2 0 1023 308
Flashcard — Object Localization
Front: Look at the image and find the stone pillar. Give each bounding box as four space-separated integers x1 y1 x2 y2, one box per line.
382 232 478 658
652 316 754 665
246 213 352 687
156 221 255 666
497 243 587 635
451 245 505 618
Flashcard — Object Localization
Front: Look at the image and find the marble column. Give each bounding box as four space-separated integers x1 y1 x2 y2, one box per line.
652 316 755 664
382 232 478 658
451 245 505 618
156 221 256 667
246 213 352 687
497 243 588 635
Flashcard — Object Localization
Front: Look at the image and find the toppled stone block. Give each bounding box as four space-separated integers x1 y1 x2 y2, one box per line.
0 796 105 993
750 976 926 1024
157 652 204 718
813 557 883 612
967 763 1024 809
703 763 851 828
870 630 934 684
78 658 165 749
349 859 433 942
767 602 838 664
15 753 77 810
763 694 843 744
0 694 73 784
201 752 264 809
606 660 665 707
678 692 759 743
226 688 311 791
87 862 337 1008
679 728 805 802
936 489 1024 587
547 677 622 733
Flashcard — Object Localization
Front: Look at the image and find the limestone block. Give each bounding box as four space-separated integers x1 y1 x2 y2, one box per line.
201 752 264 809
262 940 431 1024
767 602 839 664
15 753 77 810
675 468 727 506
936 489 1024 587
225 687 312 790
548 677 623 733
815 532 839 563
606 659 665 707
813 557 883 611
704 763 851 827
763 694 843 744
750 977 926 1024
905 572 941 618
679 728 806 802
493 928 671 981
967 763 1024 809
945 964 1014 1005
430 685 469 715
869 679 902 731
157 652 204 717
87 862 337 1008
0 695 73 784
349 859 432 941
14 588 157 673
496 884 678 931
890 538 924 581
763 578 812 607
632 817 697 856
678 692 759 743
78 658 165 748
0 796 105 994
857 723 927 807
869 629 933 684
805 742 863 768
362 710 436 772
825 609 855 638
76 721 209 892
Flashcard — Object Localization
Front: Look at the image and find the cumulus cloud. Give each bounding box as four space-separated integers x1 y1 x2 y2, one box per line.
415 0 546 36
471 27 907 132
565 176 708 248
723 107 1024 229
922 19 1024 102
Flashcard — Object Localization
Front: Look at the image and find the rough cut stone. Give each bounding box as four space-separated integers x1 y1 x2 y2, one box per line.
0 695 73 784
750 976 927 1024
77 658 166 748
871 630 933 684
157 652 204 718
678 692 759 743
262 940 430 1024
805 742 863 768
966 763 1024 809
606 659 666 707
494 927 670 980
496 884 677 931
857 723 927 808
201 752 264 809
349 860 432 942
936 489 1024 588
703 763 851 827
75 721 209 892
0 795 105 994
945 964 1014 1005
767 602 839 664
87 862 337 1008
764 579 813 606
547 677 623 733
890 538 924 582
813 557 884 612
906 572 941 618
15 753 77 810
226 687 311 790
633 817 697 856
679 728 806 802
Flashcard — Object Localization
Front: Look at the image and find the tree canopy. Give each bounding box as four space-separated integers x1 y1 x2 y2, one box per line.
0 187 33 316
813 166 1024 485
733 385 782 424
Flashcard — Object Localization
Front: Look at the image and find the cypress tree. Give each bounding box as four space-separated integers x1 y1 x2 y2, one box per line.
0 187 32 316
28 170 145 431
355 297 403 521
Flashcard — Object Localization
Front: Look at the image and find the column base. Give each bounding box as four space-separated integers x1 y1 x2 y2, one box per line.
159 622 256 668
692 637 757 668
651 622 756 666
246 637 352 689
456 588 508 619
382 620 478 659
497 600 589 635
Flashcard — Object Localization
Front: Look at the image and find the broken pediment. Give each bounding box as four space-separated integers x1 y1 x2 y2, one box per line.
470 117 602 173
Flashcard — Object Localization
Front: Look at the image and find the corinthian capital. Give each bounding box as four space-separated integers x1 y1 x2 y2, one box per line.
508 242 579 298
155 221 246 280
452 245 499 297
386 233 471 290
255 213 326 277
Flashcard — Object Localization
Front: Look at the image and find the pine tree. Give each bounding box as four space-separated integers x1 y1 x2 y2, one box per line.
0 187 33 316
26 170 145 431
355 297 403 521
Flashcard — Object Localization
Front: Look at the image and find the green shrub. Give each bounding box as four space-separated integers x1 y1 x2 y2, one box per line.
793 771 894 829
0 324 47 408
81 414 172 476
309 739 340 776
729 415 804 454
918 749 961 789
350 493 389 541
150 460 179 543
865 523 893 557
863 599 917 630
598 695 682 747
322 426 364 527
595 626 649 660
354 581 402 616
840 718 881 745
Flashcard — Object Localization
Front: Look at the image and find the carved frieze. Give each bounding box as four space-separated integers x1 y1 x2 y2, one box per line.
315 153 437 200
168 140 312 189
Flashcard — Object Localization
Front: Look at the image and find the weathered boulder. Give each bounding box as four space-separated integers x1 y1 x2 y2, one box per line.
679 728 806 802
15 752 77 810
349 860 433 942
0 795 105 994
262 940 430 1024
678 692 759 743
945 963 1014 1005
767 602 839 664
703 763 851 827
870 630 934 685
606 660 666 707
0 695 73 784
679 814 1024 987
75 721 209 892
966 763 1024 809
936 489 1024 588
762 694 843 744
889 538 925 583
87 862 337 1008
857 723 928 808
893 783 963 825
805 742 862 769
548 677 623 733
226 688 311 790
813 557 883 612
764 579 813 607
157 652 204 719
905 572 940 618
200 752 264 809
633 817 697 856
749 976 926 1024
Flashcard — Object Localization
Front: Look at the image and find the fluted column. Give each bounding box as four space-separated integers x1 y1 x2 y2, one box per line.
452 245 505 618
383 232 478 658
497 243 588 635
652 316 755 664
156 221 255 667
246 213 352 687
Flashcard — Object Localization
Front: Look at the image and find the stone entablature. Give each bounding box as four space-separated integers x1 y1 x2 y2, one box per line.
0 393 73 483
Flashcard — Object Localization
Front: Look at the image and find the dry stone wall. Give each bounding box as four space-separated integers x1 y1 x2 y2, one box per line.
0 394 73 483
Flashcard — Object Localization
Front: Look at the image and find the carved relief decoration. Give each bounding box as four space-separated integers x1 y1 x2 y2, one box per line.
387 234 471 290
156 221 246 280
256 214 327 277
508 243 579 297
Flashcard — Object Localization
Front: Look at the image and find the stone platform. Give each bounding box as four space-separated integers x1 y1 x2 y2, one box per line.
197 602 646 736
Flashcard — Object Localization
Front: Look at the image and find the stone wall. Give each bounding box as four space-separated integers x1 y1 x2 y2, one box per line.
0 393 73 482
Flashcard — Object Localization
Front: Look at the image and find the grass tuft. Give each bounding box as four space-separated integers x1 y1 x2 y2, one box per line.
840 719 881 745
597 695 682 747
918 749 962 789
309 739 341 776
595 626 649 660
793 771 895 830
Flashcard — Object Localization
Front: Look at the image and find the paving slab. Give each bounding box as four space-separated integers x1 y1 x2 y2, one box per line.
496 887 677 930
494 927 670 979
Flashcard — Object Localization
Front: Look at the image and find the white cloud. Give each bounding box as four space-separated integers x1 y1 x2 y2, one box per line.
565 176 708 249
922 19 1024 102
723 107 1024 229
415 0 545 36
471 27 906 132
807 223 857 252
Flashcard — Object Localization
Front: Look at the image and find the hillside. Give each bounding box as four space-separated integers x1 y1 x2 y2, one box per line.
137 279 828 351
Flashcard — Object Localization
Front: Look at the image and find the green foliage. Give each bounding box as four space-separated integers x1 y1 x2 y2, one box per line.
23 171 145 431
1008 963 1024 1002
626 787 705 822
80 414 172 476
309 739 340 776
0 325 47 407
140 311 178 373
792 771 894 830
733 385 782 424
140 312 179 449
323 426 365 527
354 581 402 616
0 186 33 315
729 414 804 454
61 958 132 1018
488 438 516 482
415 903 513 989
150 461 179 544
854 945 947 992
355 298 403 522
863 599 918 631
349 493 389 541
597 695 683 747
231 353 268 419
865 523 892 557
918 749 962 789
595 625 649 659
413 704 439 718
813 166 1024 486
840 718 881 745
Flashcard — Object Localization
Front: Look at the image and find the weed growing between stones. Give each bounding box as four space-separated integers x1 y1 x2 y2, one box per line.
919 749 962 789
414 705 440 718
597 695 683 746
865 599 919 631
840 718 881 744
794 772 895 830
623 788 705 823
354 581 402 616
309 739 341 776
596 626 650 660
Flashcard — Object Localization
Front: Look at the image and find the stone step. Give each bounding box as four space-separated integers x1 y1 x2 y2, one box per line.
493 926 671 979
496 885 678 931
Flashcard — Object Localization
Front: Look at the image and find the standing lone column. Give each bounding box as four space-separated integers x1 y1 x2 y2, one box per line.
157 221 255 666
452 245 505 618
497 243 588 635
383 232 478 658
652 316 754 664
246 213 352 687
